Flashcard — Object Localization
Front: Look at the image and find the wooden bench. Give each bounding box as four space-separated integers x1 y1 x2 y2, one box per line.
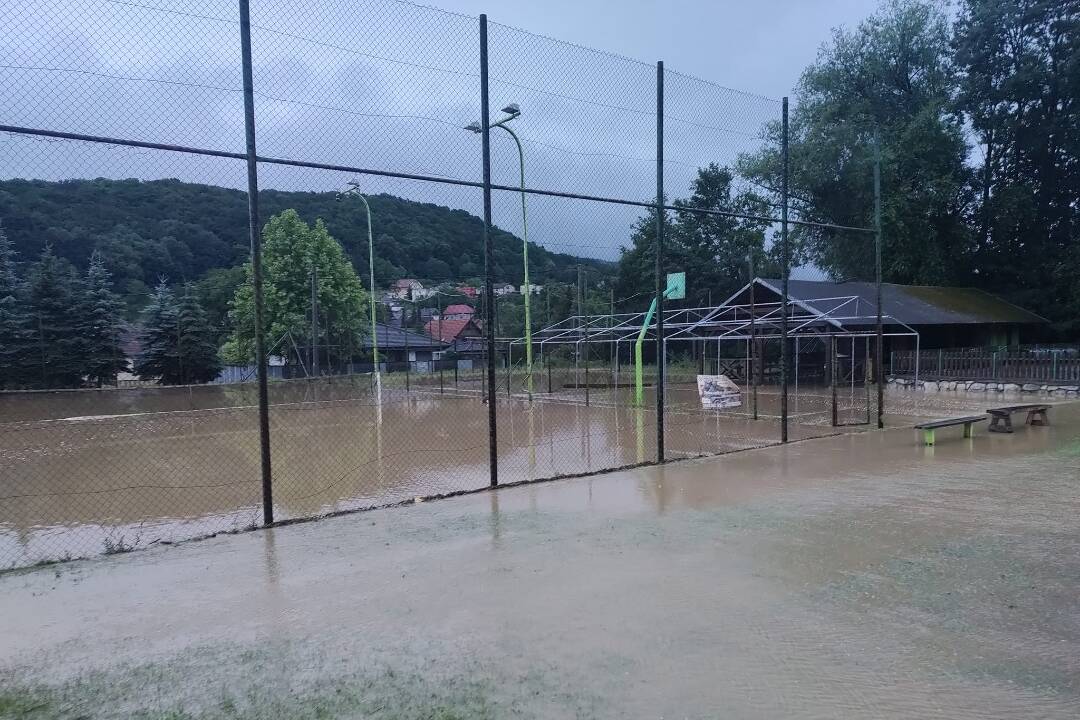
914 416 986 446
987 404 1051 434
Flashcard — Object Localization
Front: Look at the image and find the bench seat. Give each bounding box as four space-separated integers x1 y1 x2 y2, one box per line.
913 416 985 446
987 404 1051 433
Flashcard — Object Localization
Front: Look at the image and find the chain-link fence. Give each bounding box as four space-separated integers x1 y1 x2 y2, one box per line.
0 0 884 569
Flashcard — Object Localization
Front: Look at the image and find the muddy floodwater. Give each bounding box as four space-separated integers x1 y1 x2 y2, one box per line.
0 377 1068 568
0 377 854 565
1 401 1078 718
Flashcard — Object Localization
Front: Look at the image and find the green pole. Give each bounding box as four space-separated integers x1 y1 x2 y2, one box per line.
634 298 659 406
495 124 532 399
341 188 379 386
354 194 379 381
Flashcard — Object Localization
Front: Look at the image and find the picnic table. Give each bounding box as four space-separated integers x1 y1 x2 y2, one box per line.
987 404 1051 434
914 416 985 446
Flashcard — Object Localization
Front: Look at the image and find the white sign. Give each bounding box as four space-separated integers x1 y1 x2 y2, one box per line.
697 375 742 409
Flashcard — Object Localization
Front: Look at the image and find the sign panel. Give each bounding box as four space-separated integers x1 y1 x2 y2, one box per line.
665 271 686 300
697 374 742 409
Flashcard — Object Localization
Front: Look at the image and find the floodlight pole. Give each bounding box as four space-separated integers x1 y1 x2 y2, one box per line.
467 107 532 400
493 122 533 400
339 186 380 392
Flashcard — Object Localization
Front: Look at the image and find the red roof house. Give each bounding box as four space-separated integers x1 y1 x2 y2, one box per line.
442 304 475 320
424 317 483 344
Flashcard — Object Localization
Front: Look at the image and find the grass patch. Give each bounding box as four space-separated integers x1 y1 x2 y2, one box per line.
0 641 595 720
0 689 51 718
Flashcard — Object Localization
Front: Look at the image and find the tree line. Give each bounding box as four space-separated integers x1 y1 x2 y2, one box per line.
0 178 611 320
0 222 221 390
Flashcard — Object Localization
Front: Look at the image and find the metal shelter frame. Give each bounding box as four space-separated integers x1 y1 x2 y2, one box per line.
513 287 918 432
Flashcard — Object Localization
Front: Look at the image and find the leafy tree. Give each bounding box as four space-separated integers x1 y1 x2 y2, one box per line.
26 246 84 388
614 166 772 310
954 0 1080 333
0 222 33 388
739 0 975 286
227 210 368 368
78 251 129 386
194 265 245 341
135 280 221 385
613 204 676 312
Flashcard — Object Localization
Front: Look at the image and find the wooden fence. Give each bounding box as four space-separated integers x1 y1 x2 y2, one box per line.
891 347 1080 384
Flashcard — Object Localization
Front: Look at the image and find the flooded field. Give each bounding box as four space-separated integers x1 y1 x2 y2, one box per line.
1 402 1077 718
0 375 1063 568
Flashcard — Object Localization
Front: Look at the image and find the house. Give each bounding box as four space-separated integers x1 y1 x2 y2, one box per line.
390 279 424 300
360 322 447 365
423 317 485 357
725 278 1048 351
457 285 478 299
493 283 516 297
412 286 438 300
442 304 476 321
519 284 542 295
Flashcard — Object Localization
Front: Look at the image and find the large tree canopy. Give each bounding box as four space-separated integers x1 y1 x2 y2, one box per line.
739 0 975 286
225 210 369 368
954 0 1080 332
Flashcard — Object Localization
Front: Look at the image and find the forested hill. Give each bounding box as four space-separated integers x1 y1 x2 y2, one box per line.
0 178 610 295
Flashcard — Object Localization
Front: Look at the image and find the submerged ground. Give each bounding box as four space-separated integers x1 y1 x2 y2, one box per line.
2 402 1078 718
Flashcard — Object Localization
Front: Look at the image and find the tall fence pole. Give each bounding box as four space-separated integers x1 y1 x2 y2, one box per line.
780 96 790 443
655 60 666 463
479 14 498 488
310 264 319 377
238 0 273 525
873 131 884 429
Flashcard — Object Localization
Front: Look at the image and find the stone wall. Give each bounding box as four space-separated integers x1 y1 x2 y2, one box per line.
887 377 1080 398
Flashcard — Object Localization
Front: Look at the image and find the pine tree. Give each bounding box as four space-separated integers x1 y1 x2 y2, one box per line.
177 284 222 384
79 251 129 387
135 280 222 385
26 245 83 388
135 280 180 384
0 222 33 389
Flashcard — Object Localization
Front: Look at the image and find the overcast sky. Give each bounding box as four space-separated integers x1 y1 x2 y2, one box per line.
433 0 875 100
1 0 881 263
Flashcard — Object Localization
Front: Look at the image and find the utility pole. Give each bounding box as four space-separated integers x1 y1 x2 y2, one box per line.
780 96 789 443
874 131 885 429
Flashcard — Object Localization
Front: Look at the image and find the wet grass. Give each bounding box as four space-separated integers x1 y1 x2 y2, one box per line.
0 690 52 718
0 641 596 720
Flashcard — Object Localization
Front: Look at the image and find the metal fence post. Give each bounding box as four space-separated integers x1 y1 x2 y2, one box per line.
830 335 838 427
479 14 498 488
655 60 666 462
239 0 273 525
873 131 884 429
780 96 790 443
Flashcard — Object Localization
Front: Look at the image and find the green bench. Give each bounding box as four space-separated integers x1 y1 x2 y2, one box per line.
987 404 1051 434
914 416 986 446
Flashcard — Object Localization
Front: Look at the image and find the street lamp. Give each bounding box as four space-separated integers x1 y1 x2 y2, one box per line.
466 103 534 399
336 182 379 394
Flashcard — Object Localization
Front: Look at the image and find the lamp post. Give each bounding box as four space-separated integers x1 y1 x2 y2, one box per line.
336 183 379 394
467 103 534 399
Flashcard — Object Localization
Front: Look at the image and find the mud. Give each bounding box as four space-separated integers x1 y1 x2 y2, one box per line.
1 403 1078 718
